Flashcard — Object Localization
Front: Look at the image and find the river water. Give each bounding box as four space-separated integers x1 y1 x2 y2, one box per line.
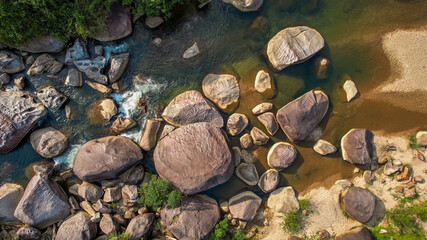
1 0 427 200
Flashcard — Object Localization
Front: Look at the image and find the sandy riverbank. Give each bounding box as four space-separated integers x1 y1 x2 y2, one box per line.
366 28 427 114
256 133 427 239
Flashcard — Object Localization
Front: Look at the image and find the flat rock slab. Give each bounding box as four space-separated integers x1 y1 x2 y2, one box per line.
341 128 375 165
343 187 376 224
267 26 324 70
154 122 234 194
30 127 68 158
313 139 337 155
161 195 220 240
73 136 143 182
0 91 47 153
276 90 329 143
18 35 65 53
75 57 108 85
162 90 223 127
202 73 240 113
229 191 262 221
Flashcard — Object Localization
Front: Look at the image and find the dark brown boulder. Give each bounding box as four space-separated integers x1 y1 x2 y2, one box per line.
161 195 220 240
73 136 143 182
125 214 155 240
343 187 376 223
341 129 375 165
336 227 374 240
90 3 132 41
154 122 234 194
0 91 47 153
276 90 329 143
18 35 65 53
162 90 223 128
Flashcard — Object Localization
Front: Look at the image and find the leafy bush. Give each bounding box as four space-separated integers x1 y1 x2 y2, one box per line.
232 230 247 240
210 218 229 240
123 0 188 19
281 199 310 234
107 232 130 240
107 202 119 209
137 174 182 210
408 134 421 149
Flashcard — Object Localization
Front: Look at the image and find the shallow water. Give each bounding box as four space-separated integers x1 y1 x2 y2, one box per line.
1 0 427 199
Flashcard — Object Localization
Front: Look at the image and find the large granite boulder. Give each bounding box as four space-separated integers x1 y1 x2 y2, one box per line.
74 57 108 85
267 186 299 213
73 136 143 182
223 0 263 12
336 227 374 240
202 73 240 113
30 127 68 158
0 50 24 74
341 129 375 165
343 187 376 224
109 53 129 83
125 214 155 240
0 183 24 224
36 86 68 110
161 195 220 240
18 36 65 53
154 122 234 194
14 172 70 228
267 26 324 70
0 91 47 153
56 212 97 240
65 39 89 64
276 90 329 143
162 90 223 127
90 3 132 41
229 191 262 221
267 142 297 171
258 169 280 193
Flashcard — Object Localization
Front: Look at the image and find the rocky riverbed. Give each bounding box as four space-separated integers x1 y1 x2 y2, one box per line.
1 0 427 239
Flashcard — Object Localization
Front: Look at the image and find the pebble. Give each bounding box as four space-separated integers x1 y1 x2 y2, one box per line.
379 229 387 234
393 160 402 166
353 167 360 173
138 207 147 215
378 156 389 164
414 175 424 183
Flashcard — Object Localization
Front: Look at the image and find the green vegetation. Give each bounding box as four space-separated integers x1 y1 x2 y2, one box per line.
0 0 206 46
137 174 182 210
408 134 421 149
107 233 130 240
281 199 311 234
370 200 427 239
209 218 247 240
107 202 119 209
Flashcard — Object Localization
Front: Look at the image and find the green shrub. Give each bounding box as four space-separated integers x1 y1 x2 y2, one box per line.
137 174 182 210
209 218 229 240
107 202 119 209
232 230 247 240
408 134 421 149
123 0 188 19
107 232 130 240
282 199 311 234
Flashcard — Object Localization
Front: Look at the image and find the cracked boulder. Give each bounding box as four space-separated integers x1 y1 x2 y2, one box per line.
75 57 108 84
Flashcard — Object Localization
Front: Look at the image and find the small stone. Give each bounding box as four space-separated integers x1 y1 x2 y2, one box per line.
65 39 89 64
113 214 127 226
16 226 41 240
363 171 375 184
354 167 360 173
94 45 103 56
14 76 25 90
250 127 269 145
335 179 352 189
393 160 402 166
318 229 330 240
235 163 259 186
139 118 162 151
80 201 97 216
138 208 147 215
414 175 424 183
91 212 102 223
86 80 112 94
112 82 120 93
238 220 247 230
145 17 164 28
78 182 104 202
183 42 200 59
111 117 137 134
254 70 275 98
395 186 404 193
65 68 82 87
416 131 427 146
257 112 278 135
69 196 80 211
232 147 241 167
302 209 309 216
231 219 238 226
220 201 229 213
100 214 119 235
384 161 400 176
252 102 273 115
313 139 337 155
313 57 330 79
124 211 135 219
36 86 67 110
93 200 111 214
152 38 162 47
378 156 390 165
103 187 122 203
240 133 253 149
25 56 35 66
379 229 387 234
122 185 138 206
227 113 249 136
397 167 410 182
267 142 297 171
404 188 416 198
65 104 72 120
343 79 359 102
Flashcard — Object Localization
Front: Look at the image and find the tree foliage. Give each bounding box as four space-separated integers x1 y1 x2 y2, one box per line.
137 174 182 211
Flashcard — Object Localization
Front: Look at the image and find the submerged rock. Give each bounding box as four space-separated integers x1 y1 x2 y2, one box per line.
162 90 223 127
65 68 83 87
313 139 337 155
336 227 374 240
0 91 47 153
75 57 108 84
109 53 129 83
341 128 375 165
236 163 259 186
14 76 25 90
90 3 132 41
258 169 280 193
267 142 297 171
227 113 249 136
145 16 164 28
154 122 234 194
161 195 220 240
267 186 299 213
267 26 324 70
14 172 70 228
257 112 278 135
313 57 330 79
0 73 10 85
125 214 155 240
240 133 253 149
276 90 329 143
65 39 89 64
87 98 117 124
202 73 240 113
343 187 376 223
36 86 68 110
343 79 359 102
0 50 24 74
254 70 275 98
111 117 137 134
56 212 97 240
0 183 24 224
252 102 273 115
73 136 143 182
27 54 62 76
18 35 65 53
183 42 200 59
30 127 68 158
223 0 263 12
229 191 262 221
86 80 112 94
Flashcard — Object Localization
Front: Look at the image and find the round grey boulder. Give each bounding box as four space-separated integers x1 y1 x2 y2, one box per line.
341 129 375 165
343 187 376 224
30 127 68 158
267 142 297 171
